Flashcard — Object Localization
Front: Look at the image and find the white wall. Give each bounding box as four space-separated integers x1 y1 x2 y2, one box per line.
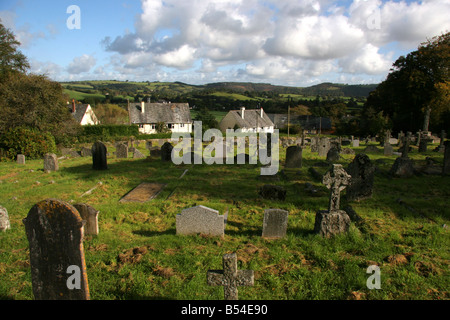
138 123 192 134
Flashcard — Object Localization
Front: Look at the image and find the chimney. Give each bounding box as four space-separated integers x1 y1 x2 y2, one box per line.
260 107 264 118
240 107 245 119
72 99 76 113
141 101 145 113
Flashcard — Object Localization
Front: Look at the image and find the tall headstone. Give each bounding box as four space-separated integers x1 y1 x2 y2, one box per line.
43 153 58 173
285 146 302 168
92 141 108 170
207 253 254 300
17 154 25 165
23 199 90 300
73 203 99 236
346 154 375 202
443 141 450 175
318 137 331 157
262 209 288 239
161 142 173 162
176 205 225 237
116 143 128 158
314 164 351 237
0 206 11 232
310 136 319 153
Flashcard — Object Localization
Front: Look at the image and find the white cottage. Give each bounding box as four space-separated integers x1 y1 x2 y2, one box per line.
219 107 274 133
128 102 192 134
70 100 99 125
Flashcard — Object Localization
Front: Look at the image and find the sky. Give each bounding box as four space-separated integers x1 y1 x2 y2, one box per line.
0 0 449 87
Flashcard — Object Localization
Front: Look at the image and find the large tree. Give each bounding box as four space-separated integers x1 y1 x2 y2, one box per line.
364 32 450 133
0 21 29 80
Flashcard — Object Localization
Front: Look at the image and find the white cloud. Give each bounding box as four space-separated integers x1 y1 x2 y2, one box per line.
67 54 97 74
338 44 393 75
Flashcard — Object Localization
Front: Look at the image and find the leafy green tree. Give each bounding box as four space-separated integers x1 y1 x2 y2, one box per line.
0 22 29 80
93 103 128 124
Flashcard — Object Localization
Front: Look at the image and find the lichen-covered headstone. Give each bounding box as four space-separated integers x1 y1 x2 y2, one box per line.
43 153 58 173
17 154 25 165
262 209 288 239
23 199 90 300
326 147 340 163
0 206 11 232
73 203 99 236
176 205 225 237
318 137 331 157
346 154 375 202
116 143 128 158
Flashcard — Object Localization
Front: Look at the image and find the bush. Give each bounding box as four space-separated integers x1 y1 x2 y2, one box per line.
0 126 57 160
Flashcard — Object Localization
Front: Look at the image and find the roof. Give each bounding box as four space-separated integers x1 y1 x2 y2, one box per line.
70 104 90 123
129 102 192 124
227 108 274 128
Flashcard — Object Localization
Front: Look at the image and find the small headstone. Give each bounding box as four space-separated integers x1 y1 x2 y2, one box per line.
176 205 225 237
17 154 25 164
73 203 99 236
161 142 173 162
92 141 108 170
0 206 11 232
258 184 286 201
384 143 393 156
285 146 302 168
262 209 288 239
318 137 331 157
443 141 450 175
364 145 380 153
326 147 340 162
81 147 92 157
23 199 90 300
43 153 58 173
133 149 146 159
390 157 415 178
116 143 128 158
352 139 360 147
346 154 375 202
207 253 254 300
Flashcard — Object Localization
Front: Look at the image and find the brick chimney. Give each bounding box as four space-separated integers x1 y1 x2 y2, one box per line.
72 99 76 113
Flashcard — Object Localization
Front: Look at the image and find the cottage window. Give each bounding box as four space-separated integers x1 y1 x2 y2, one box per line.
180 123 184 128
151 125 156 129
167 124 173 129
139 124 144 128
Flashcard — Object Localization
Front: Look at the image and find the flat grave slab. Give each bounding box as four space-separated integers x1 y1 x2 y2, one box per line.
119 182 166 203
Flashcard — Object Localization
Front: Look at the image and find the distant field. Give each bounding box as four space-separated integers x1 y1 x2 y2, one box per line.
190 110 227 122
63 89 105 101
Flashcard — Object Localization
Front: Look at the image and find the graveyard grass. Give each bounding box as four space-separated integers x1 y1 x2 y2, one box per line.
0 141 448 300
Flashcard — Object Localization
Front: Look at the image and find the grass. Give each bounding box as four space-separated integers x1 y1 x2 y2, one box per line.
0 140 449 300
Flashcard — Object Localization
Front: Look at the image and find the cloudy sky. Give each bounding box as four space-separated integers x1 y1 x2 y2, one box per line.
1 0 449 86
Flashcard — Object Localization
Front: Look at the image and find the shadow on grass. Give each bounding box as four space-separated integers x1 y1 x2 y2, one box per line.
132 229 176 237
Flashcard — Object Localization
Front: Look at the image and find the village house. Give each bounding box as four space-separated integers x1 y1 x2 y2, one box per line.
128 101 193 134
69 99 99 125
219 107 274 133
267 113 332 134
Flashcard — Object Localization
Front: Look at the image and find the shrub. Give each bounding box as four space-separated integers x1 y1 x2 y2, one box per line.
0 126 57 159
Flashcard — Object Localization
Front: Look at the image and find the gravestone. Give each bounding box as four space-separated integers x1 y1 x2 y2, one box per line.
73 203 99 236
207 253 254 300
145 140 153 150
23 199 90 300
384 143 393 156
285 146 302 168
120 182 166 203
352 139 360 147
346 154 375 202
133 149 146 159
81 147 92 157
443 141 450 175
161 142 173 162
262 209 288 239
326 147 340 162
310 136 319 153
150 147 162 158
364 145 380 153
17 154 25 164
318 137 331 157
0 206 11 232
258 184 286 201
314 164 351 237
176 205 225 237
116 143 128 158
43 153 58 173
390 157 415 178
92 141 108 170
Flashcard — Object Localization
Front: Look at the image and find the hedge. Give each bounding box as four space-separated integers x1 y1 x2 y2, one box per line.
80 125 140 137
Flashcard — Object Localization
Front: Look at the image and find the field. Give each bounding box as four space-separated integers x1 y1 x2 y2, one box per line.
0 139 448 300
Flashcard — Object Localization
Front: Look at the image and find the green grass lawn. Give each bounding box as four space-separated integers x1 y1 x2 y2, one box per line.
0 140 448 300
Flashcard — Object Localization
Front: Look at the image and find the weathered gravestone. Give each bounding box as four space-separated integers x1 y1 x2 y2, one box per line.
285 146 302 168
310 136 319 153
434 130 446 153
326 147 340 163
0 206 11 232
262 209 288 239
17 154 25 165
390 133 415 178
352 139 360 147
207 253 254 300
116 143 128 158
80 147 92 157
161 142 174 162
443 141 450 175
384 143 393 156
145 140 153 150
43 153 58 173
133 149 146 159
92 141 108 170
176 205 226 237
318 137 331 157
314 164 351 237
23 199 90 300
73 203 99 236
346 154 375 202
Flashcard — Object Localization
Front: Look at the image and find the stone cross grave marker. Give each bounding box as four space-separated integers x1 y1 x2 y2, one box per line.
262 209 288 239
285 145 302 168
323 164 352 212
176 205 226 237
0 205 11 232
207 253 254 300
17 154 25 164
73 203 99 236
116 143 128 158
43 153 58 173
92 141 108 170
23 199 90 300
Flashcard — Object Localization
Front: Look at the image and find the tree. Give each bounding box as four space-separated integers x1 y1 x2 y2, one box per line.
93 103 128 124
0 22 29 80
364 32 450 133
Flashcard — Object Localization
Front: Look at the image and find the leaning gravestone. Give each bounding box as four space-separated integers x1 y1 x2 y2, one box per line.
176 205 226 237
161 142 174 162
207 253 254 300
43 153 58 173
17 154 25 165
92 141 108 170
116 143 128 158
314 164 351 237
73 203 99 236
23 199 90 300
262 209 288 239
0 206 11 232
346 154 375 202
285 146 302 168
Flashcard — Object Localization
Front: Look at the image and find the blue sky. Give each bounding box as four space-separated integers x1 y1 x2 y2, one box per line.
1 0 449 86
